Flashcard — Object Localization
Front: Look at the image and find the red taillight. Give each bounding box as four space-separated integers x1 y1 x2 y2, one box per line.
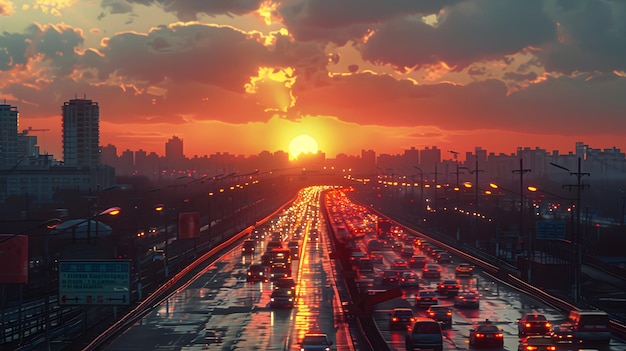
547 346 556 351
428 312 435 316
525 323 531 327
446 311 452 316
545 322 551 327
475 333 484 338
392 317 399 322
495 333 503 338
524 346 538 351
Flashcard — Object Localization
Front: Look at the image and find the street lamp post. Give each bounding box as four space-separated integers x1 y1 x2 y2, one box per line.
207 192 214 248
468 158 483 247
550 157 589 303
413 166 424 219
154 204 169 278
513 159 532 282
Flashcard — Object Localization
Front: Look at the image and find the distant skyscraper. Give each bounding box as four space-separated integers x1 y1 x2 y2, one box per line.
165 135 184 159
0 103 19 169
62 97 100 166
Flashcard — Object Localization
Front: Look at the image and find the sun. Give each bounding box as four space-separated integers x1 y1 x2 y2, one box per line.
288 134 319 160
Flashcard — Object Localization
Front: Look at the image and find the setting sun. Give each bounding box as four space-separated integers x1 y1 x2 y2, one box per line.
288 134 318 160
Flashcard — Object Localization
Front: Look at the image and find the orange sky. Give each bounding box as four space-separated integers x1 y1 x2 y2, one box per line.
2 1 626 161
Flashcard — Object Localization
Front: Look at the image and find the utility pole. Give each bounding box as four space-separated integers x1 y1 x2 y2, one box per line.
550 157 589 303
469 157 483 247
432 164 443 211
449 151 463 208
512 159 532 282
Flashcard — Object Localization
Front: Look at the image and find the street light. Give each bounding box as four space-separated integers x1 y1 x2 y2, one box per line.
413 166 425 219
153 204 169 278
550 157 589 303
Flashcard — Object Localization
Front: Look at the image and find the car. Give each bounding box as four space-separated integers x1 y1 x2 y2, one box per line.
437 279 460 297
251 229 265 241
518 335 557 351
422 263 442 279
435 252 452 264
392 242 404 252
382 270 402 285
269 263 291 281
400 271 420 288
269 287 294 309
415 290 438 308
300 332 333 351
401 246 415 258
454 291 480 309
427 305 453 329
565 309 611 344
391 259 409 270
148 227 157 235
246 263 268 282
551 323 574 343
389 307 416 330
405 318 443 351
455 263 474 277
518 313 552 337
469 319 504 348
369 253 384 264
274 277 296 292
241 239 256 255
152 249 166 261
408 255 428 268
266 240 282 250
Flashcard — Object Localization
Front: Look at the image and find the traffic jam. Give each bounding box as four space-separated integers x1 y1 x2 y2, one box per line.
324 188 618 351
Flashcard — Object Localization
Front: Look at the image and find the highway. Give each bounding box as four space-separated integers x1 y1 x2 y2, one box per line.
96 186 354 350
85 186 625 351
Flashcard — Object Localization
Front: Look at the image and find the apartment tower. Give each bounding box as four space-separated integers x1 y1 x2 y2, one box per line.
62 97 100 166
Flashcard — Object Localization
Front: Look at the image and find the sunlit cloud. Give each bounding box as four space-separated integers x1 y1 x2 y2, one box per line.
0 0 16 16
32 0 77 16
245 67 297 113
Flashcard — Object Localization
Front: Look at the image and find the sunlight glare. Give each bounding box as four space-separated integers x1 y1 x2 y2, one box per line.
289 135 318 161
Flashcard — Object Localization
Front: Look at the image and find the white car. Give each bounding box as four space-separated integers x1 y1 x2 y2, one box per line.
300 333 333 351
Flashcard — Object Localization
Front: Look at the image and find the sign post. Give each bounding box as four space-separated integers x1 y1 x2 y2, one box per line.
58 260 131 306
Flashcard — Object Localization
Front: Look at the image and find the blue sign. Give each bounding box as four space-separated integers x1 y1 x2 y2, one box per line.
535 221 566 240
58 260 131 305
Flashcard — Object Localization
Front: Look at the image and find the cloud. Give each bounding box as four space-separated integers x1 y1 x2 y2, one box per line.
0 0 15 16
361 0 556 71
119 0 266 21
536 0 626 74
292 71 626 136
276 0 462 45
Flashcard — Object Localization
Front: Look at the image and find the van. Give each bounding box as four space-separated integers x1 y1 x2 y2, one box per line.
405 318 443 351
567 309 611 344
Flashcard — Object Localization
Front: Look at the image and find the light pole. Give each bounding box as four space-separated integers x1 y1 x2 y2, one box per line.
153 204 169 278
208 192 214 248
468 158 483 247
550 157 589 303
413 166 425 219
513 159 532 282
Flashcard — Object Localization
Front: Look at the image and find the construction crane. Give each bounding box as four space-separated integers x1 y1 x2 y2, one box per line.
21 127 51 155
22 126 50 135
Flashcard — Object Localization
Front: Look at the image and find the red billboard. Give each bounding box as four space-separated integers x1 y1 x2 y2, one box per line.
0 235 29 284
178 212 200 239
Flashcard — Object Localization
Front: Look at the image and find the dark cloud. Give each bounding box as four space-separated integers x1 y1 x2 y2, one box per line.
277 0 462 45
362 0 556 71
0 24 84 74
537 0 626 73
293 72 626 136
94 24 274 92
117 0 266 21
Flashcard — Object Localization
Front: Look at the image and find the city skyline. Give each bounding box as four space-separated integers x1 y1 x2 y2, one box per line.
1 2 626 159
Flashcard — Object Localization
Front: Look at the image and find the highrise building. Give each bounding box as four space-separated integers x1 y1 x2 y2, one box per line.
0 102 19 169
62 97 100 166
